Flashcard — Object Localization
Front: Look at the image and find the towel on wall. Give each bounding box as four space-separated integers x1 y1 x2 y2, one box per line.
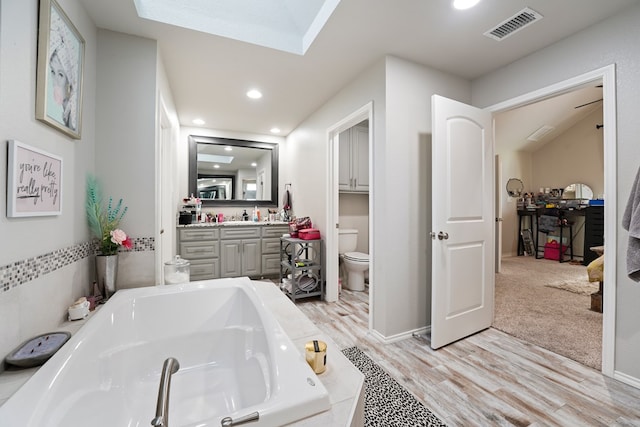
623 166 640 281
283 188 292 211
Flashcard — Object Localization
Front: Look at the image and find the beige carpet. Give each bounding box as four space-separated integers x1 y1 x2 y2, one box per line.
493 256 602 370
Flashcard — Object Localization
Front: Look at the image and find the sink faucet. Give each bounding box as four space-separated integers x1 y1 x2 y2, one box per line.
151 357 180 427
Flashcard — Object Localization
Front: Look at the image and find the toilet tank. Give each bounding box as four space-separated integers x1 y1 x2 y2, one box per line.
338 229 358 254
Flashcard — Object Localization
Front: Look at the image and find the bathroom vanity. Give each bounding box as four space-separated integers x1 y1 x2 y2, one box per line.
177 222 289 280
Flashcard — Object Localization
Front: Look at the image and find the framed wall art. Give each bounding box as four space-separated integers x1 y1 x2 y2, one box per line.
35 0 85 139
7 140 63 217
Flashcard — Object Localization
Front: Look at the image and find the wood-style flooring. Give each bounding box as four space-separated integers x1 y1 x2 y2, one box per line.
296 288 640 426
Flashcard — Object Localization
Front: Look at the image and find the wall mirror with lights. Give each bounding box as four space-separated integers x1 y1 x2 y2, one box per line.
188 135 279 207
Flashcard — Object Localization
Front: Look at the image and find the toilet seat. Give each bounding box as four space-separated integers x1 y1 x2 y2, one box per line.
344 252 369 262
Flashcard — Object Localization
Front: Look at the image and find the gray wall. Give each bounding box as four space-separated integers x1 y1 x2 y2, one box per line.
95 30 159 287
472 2 640 381
0 0 96 362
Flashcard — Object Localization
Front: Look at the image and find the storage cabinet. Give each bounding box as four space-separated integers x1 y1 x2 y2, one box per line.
220 227 261 278
339 125 369 192
583 205 604 265
177 228 220 280
279 237 324 302
220 239 261 277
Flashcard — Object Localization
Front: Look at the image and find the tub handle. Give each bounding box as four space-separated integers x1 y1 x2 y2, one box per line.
150 357 180 427
221 411 259 426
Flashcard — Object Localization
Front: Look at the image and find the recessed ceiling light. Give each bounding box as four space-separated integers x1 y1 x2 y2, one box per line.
270 127 281 134
214 164 220 169
192 118 205 125
251 162 257 167
224 146 233 151
246 89 262 99
453 0 481 10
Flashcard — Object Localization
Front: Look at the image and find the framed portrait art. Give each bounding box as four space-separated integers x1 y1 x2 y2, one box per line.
7 140 63 217
36 0 85 139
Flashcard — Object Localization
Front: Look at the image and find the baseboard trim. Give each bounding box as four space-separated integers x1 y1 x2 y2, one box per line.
370 326 430 344
613 370 640 390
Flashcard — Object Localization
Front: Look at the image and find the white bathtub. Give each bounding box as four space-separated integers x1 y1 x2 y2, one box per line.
0 278 330 426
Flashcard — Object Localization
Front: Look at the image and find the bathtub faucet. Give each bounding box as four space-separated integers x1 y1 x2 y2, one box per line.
151 357 180 427
221 411 260 426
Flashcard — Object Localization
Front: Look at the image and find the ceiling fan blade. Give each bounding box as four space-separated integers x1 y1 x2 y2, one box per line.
575 98 603 109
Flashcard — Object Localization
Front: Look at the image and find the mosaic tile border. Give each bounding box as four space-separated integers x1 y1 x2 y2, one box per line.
0 237 154 294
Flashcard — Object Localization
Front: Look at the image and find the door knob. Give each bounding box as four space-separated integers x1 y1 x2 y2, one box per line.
438 231 449 240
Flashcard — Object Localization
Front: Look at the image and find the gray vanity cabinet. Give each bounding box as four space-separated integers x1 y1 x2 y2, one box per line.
261 226 288 275
178 224 288 280
178 228 220 280
339 124 369 193
220 227 261 278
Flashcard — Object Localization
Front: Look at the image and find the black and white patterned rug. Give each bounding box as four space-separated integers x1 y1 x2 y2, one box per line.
342 346 447 427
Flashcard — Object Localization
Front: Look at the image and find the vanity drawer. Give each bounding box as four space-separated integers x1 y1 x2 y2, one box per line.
220 227 260 239
179 228 219 241
262 237 281 254
262 253 281 275
261 226 288 238
188 258 219 280
179 241 220 259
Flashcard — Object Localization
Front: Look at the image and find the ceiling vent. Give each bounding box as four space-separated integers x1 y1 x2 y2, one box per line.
527 125 555 142
484 7 543 41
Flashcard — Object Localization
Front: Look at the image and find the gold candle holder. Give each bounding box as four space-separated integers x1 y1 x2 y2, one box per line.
305 340 327 374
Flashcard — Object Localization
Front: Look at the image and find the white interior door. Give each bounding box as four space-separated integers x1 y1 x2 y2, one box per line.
431 94 494 349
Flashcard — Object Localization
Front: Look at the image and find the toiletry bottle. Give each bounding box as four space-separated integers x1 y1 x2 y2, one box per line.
242 209 249 221
253 206 258 222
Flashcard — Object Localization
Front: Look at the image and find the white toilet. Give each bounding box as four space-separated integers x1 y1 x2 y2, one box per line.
338 229 369 291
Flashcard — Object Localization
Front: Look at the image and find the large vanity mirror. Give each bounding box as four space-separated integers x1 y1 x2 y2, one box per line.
188 135 279 207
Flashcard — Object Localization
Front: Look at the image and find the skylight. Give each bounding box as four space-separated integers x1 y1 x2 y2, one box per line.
133 0 341 55
198 153 234 164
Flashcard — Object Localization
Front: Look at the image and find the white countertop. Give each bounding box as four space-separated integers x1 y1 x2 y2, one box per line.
178 220 289 227
0 282 364 426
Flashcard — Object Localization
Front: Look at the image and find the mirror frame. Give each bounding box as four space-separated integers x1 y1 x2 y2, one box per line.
506 178 524 197
188 135 279 207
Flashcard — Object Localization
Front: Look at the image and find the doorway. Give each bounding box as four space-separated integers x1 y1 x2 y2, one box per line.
326 103 373 329
488 65 617 375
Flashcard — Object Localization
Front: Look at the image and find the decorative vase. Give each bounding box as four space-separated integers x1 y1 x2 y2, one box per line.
96 254 119 300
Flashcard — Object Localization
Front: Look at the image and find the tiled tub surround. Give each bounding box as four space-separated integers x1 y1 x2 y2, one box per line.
0 279 365 426
0 237 154 293
0 238 155 375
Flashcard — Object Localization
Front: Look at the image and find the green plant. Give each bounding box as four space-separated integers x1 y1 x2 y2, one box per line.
86 175 131 255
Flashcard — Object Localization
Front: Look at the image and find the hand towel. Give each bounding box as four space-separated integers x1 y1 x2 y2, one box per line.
283 188 292 211
622 166 640 281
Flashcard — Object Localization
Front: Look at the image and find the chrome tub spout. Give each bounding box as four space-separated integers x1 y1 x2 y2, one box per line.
151 357 180 427
221 411 259 426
